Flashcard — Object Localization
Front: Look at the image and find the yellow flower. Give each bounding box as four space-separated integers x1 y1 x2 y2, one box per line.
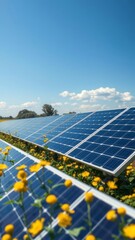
0 170 3 176
1 234 12 240
0 147 2 151
117 207 126 215
13 181 28 192
98 186 104 191
29 164 41 172
92 181 98 187
6 146 12 151
64 179 72 188
107 181 118 189
43 138 48 143
82 171 90 178
58 166 64 170
46 194 58 204
123 224 135 239
28 218 45 237
4 224 14 234
39 160 50 167
93 177 101 182
2 151 9 155
23 234 29 240
61 204 75 214
17 170 27 180
85 234 96 240
0 164 8 170
63 156 69 161
85 192 94 203
16 165 27 170
57 212 72 228
106 210 117 221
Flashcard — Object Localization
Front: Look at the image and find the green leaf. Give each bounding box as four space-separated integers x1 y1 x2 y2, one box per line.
129 177 135 182
32 198 42 208
4 200 15 205
67 227 85 237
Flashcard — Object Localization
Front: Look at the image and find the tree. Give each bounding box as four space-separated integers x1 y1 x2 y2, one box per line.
16 109 38 119
42 104 58 116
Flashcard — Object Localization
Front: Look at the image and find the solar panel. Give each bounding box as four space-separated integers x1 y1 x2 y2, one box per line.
0 108 135 175
26 112 92 145
0 114 73 139
0 139 135 240
45 108 124 154
68 108 135 176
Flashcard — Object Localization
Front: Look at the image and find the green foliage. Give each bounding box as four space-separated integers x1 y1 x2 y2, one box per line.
42 104 58 116
16 109 38 119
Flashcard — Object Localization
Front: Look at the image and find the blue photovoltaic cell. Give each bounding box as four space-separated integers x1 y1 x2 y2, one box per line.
0 115 65 139
45 109 123 154
0 140 135 240
28 112 91 145
69 108 135 175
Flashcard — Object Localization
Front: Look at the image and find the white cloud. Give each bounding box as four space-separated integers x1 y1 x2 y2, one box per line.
71 102 78 106
9 105 20 109
60 87 134 103
21 101 37 108
59 90 75 97
80 104 102 111
120 92 133 101
51 102 62 107
0 101 6 108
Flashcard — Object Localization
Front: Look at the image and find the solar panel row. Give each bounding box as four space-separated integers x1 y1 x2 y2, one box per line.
0 139 135 240
0 107 135 176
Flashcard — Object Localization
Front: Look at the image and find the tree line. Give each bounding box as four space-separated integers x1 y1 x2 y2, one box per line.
0 104 58 120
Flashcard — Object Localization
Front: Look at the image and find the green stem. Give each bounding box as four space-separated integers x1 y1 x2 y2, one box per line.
87 203 92 228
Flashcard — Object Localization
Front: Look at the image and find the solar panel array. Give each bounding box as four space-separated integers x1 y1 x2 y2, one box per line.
0 140 135 240
0 107 135 175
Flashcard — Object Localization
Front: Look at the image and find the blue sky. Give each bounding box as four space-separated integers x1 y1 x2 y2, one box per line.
0 0 135 117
